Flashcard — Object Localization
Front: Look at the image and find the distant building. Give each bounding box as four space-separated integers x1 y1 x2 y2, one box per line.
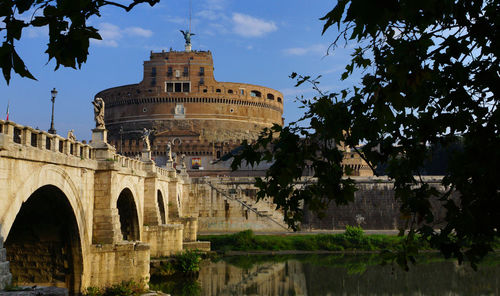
96 48 284 175
96 43 372 177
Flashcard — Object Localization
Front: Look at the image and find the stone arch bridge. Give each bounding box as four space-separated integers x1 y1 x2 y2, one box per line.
0 119 205 293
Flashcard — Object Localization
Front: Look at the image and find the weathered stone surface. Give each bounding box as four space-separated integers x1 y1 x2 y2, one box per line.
0 120 202 294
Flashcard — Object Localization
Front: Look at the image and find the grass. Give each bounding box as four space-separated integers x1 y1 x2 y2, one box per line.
83 281 146 296
199 228 428 253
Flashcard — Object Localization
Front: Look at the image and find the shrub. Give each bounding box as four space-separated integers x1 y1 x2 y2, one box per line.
175 250 202 273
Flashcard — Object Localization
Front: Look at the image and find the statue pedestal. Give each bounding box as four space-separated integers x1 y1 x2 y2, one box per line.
166 160 174 170
141 149 155 164
185 44 192 52
90 128 115 160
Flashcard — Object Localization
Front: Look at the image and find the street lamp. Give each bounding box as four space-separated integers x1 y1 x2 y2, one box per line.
48 88 58 134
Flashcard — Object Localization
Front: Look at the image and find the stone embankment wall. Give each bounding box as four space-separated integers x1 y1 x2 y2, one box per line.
191 178 289 233
191 176 445 232
302 176 446 230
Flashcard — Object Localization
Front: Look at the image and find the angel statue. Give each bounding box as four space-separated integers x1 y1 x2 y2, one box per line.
92 97 105 129
141 128 151 151
181 154 186 169
180 30 195 46
166 141 173 161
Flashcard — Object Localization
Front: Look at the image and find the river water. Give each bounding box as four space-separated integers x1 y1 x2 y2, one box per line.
150 253 500 296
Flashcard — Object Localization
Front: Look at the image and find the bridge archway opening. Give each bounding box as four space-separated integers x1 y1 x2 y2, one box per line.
157 190 166 224
117 188 140 241
5 185 83 293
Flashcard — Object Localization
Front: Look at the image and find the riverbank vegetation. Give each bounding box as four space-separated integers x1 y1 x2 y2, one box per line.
83 281 146 296
199 227 429 253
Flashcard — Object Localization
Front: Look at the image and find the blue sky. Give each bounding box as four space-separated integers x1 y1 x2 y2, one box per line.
2 0 357 140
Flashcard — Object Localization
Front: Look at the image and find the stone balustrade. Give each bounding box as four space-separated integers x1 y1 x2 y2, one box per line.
0 120 93 159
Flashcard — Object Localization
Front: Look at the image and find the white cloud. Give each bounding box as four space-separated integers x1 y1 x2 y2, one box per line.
124 27 153 38
232 13 277 37
25 26 49 38
92 23 152 47
283 44 328 56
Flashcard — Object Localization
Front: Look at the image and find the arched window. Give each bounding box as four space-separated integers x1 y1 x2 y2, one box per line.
228 89 233 94
250 90 261 98
277 97 282 103
267 93 275 100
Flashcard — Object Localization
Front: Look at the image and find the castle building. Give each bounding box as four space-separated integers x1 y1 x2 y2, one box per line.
96 46 284 174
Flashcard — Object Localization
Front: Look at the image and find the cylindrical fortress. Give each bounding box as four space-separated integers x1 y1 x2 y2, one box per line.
96 49 284 171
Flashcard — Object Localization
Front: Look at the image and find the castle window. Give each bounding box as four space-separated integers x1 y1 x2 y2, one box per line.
150 78 156 86
151 67 156 77
277 97 282 103
167 67 173 77
183 67 189 77
203 89 207 93
199 67 205 76
267 93 274 100
183 82 190 92
228 89 233 94
200 78 204 85
250 90 261 98
166 82 173 92
175 83 182 92
216 89 221 93
240 89 245 95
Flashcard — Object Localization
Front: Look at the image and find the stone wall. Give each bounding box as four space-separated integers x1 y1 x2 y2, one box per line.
88 243 150 288
302 177 446 230
142 225 183 257
193 180 288 233
0 225 11 290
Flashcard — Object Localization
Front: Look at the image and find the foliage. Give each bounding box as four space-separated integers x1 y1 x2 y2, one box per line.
174 250 202 274
0 0 160 83
149 277 202 296
199 229 414 252
83 281 146 296
232 0 499 268
344 225 364 239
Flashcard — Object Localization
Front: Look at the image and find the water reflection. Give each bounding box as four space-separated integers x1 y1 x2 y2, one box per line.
151 254 500 296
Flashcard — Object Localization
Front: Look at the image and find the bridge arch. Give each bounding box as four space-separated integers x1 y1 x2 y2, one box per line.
4 185 84 293
157 189 166 224
116 188 140 241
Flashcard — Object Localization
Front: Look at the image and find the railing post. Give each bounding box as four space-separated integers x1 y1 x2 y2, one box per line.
21 127 31 145
37 132 46 150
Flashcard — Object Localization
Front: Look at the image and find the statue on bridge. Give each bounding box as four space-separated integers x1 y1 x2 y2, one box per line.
92 97 105 129
141 128 152 151
67 129 76 141
166 141 173 161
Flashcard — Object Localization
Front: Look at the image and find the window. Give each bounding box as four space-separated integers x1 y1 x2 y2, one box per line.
200 78 204 85
216 89 221 93
203 89 207 93
240 89 245 95
228 89 233 94
150 78 156 86
175 83 182 92
250 90 261 97
166 82 173 92
267 93 274 100
199 67 205 76
183 66 189 77
277 97 282 103
151 67 156 77
167 67 173 77
167 81 190 93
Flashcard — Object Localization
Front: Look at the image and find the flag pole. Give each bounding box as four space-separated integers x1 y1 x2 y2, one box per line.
6 99 9 121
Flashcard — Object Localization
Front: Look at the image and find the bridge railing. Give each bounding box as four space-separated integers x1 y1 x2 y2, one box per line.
0 120 93 159
113 154 144 171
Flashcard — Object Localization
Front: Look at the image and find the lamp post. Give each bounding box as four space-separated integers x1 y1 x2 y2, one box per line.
48 88 58 134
